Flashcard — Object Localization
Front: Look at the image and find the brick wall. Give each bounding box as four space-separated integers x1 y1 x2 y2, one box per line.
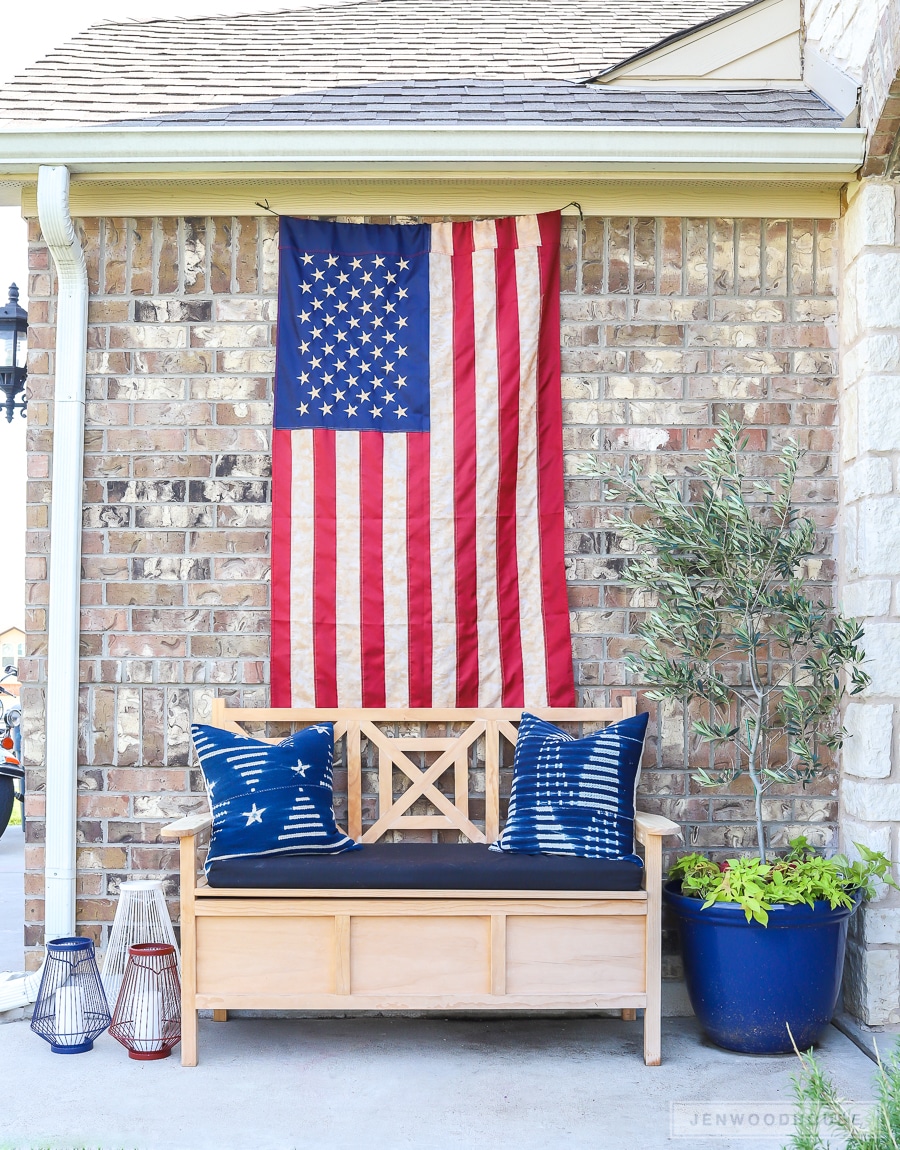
21 211 839 970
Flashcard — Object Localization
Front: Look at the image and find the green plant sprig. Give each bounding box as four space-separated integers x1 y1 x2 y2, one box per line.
787 1035 900 1150
671 837 898 925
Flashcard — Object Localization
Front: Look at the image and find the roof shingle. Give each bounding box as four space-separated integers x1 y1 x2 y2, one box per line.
102 81 841 128
0 0 771 126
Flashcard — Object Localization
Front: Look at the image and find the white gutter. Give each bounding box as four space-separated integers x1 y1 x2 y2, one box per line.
37 165 87 943
0 123 867 176
0 166 85 1013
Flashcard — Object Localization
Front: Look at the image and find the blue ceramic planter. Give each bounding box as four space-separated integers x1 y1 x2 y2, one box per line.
665 881 860 1054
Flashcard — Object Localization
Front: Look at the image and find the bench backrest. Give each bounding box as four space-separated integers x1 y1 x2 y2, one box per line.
209 699 638 845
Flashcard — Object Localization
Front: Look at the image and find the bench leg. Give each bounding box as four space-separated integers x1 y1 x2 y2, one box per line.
179 832 199 1066
622 1008 637 1021
182 1006 199 1066
643 1003 661 1067
644 831 663 1066
213 1009 228 1023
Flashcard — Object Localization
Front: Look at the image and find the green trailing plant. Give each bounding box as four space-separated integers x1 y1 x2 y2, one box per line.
670 836 897 925
601 415 870 864
785 1037 900 1149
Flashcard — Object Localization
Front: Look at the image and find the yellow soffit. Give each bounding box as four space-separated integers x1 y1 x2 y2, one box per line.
593 0 803 89
19 176 845 220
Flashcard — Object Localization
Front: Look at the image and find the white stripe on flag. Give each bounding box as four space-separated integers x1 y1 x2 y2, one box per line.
515 214 542 249
514 243 549 707
431 222 454 257
473 219 499 251
472 231 503 706
429 247 457 706
289 429 316 706
334 430 362 707
382 433 410 706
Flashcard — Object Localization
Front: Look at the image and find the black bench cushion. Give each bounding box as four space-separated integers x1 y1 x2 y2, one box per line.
205 843 644 891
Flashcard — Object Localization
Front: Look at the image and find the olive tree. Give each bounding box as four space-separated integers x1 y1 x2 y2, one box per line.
601 416 869 863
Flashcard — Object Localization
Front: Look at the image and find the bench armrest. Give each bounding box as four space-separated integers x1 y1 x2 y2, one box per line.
161 814 213 840
635 810 682 845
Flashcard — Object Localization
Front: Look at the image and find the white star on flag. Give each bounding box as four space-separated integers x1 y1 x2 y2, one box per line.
243 803 265 826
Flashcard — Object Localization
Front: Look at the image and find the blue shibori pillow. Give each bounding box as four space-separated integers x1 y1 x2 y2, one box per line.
490 711 649 863
191 723 360 868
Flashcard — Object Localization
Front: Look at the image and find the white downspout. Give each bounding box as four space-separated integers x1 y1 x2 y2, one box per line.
0 166 86 1012
37 165 87 942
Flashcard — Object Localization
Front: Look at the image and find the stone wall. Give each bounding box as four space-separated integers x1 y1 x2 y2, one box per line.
807 0 900 177
20 211 839 970
839 180 900 1025
806 0 892 81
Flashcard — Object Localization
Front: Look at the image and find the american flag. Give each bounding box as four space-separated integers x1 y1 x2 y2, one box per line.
271 212 574 708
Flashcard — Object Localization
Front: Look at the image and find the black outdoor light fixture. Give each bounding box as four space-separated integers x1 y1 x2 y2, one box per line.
0 284 27 423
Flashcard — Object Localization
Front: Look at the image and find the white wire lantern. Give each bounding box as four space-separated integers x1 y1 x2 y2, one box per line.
101 880 180 1004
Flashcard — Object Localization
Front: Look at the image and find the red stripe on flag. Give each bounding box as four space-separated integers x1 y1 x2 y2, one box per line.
359 430 386 707
493 217 526 707
535 211 576 705
313 428 338 706
270 429 294 706
451 221 479 707
406 433 433 707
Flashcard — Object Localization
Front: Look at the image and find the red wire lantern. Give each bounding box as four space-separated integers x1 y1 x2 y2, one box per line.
109 943 181 1060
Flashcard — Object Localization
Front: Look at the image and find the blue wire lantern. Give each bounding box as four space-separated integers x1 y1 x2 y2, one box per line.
31 938 111 1054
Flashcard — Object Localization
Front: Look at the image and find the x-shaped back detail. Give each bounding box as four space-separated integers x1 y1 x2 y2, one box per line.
360 720 487 844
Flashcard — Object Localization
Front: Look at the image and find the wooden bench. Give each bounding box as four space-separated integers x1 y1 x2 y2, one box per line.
162 697 679 1066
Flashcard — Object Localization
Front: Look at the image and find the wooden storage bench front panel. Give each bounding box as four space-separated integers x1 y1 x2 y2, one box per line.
505 914 646 997
193 895 648 1009
351 914 489 996
196 914 335 997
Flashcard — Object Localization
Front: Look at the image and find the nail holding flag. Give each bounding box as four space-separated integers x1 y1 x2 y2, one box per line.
271 212 575 708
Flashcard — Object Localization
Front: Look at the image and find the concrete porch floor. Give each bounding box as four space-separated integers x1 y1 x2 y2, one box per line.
0 832 882 1150
0 1012 880 1150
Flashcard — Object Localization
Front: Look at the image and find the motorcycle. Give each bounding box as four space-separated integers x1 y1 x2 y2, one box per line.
0 667 23 838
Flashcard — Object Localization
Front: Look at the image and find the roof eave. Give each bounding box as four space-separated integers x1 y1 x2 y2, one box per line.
0 123 866 180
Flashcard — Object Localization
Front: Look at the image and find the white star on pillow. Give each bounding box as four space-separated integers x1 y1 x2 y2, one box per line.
242 804 265 826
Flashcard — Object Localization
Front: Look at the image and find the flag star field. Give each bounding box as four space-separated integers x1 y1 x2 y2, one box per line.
274 220 430 432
